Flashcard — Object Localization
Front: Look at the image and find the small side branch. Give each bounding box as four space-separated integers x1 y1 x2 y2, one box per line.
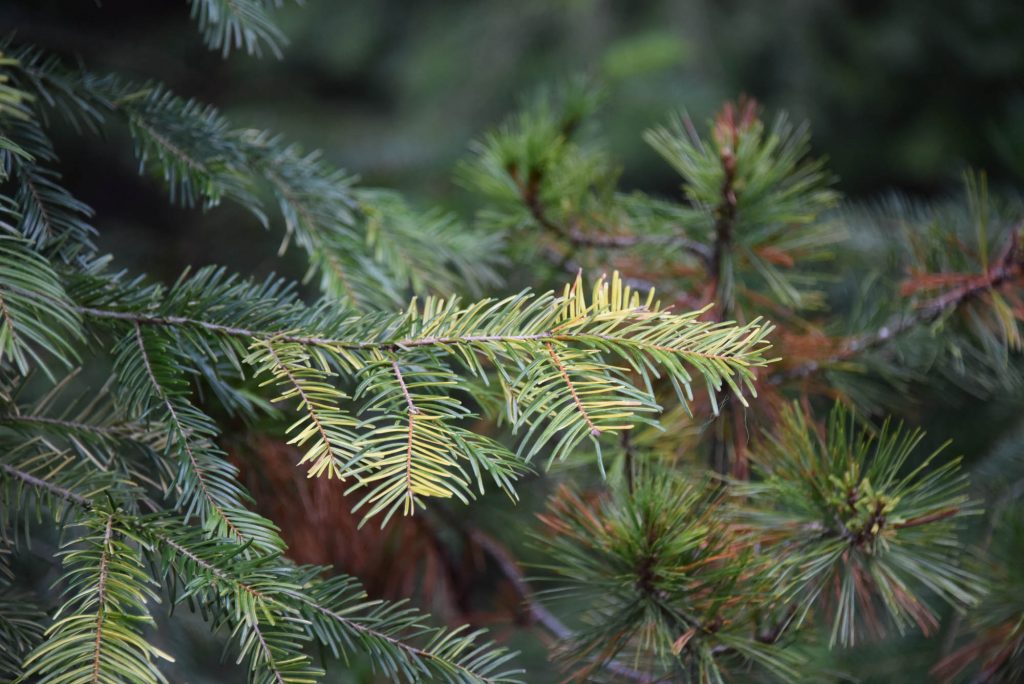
391 359 420 415
90 514 115 683
392 358 420 514
776 232 1024 383
545 342 601 437
133 322 244 540
0 461 90 507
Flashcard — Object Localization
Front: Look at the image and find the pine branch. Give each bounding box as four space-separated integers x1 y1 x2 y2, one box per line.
462 526 657 684
734 403 980 647
531 473 802 682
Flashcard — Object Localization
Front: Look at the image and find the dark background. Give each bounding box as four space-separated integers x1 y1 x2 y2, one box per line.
6 0 1024 281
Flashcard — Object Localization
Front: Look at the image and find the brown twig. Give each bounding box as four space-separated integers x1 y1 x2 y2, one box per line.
466 528 659 684
774 229 1024 384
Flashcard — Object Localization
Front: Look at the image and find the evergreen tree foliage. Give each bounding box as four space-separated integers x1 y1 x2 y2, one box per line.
0 4 1021 683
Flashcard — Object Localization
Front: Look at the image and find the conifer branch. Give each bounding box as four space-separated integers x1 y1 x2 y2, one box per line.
89 513 115 683
0 461 90 507
464 526 657 683
132 322 244 541
545 342 601 437
777 226 1024 382
0 413 137 439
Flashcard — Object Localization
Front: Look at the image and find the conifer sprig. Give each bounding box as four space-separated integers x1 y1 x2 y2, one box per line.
187 0 290 59
20 508 174 684
734 403 979 647
532 472 803 682
71 265 774 521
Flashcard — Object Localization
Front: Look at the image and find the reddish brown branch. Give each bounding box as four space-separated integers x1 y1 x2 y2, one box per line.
893 507 960 530
776 228 1024 383
466 528 658 684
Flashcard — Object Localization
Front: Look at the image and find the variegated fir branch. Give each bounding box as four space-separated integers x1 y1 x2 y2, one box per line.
81 273 771 425
0 460 523 683
76 299 770 374
61 271 772 524
88 514 116 682
1 245 772 519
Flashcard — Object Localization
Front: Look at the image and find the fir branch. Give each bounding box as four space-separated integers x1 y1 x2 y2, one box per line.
141 520 523 683
0 461 90 507
20 509 172 684
186 0 289 59
2 461 522 683
0 581 46 680
0 235 82 377
118 323 283 552
0 413 138 440
89 513 115 682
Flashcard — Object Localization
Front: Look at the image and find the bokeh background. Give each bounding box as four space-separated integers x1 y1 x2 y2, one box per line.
8 0 1024 278
4 1 1024 681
